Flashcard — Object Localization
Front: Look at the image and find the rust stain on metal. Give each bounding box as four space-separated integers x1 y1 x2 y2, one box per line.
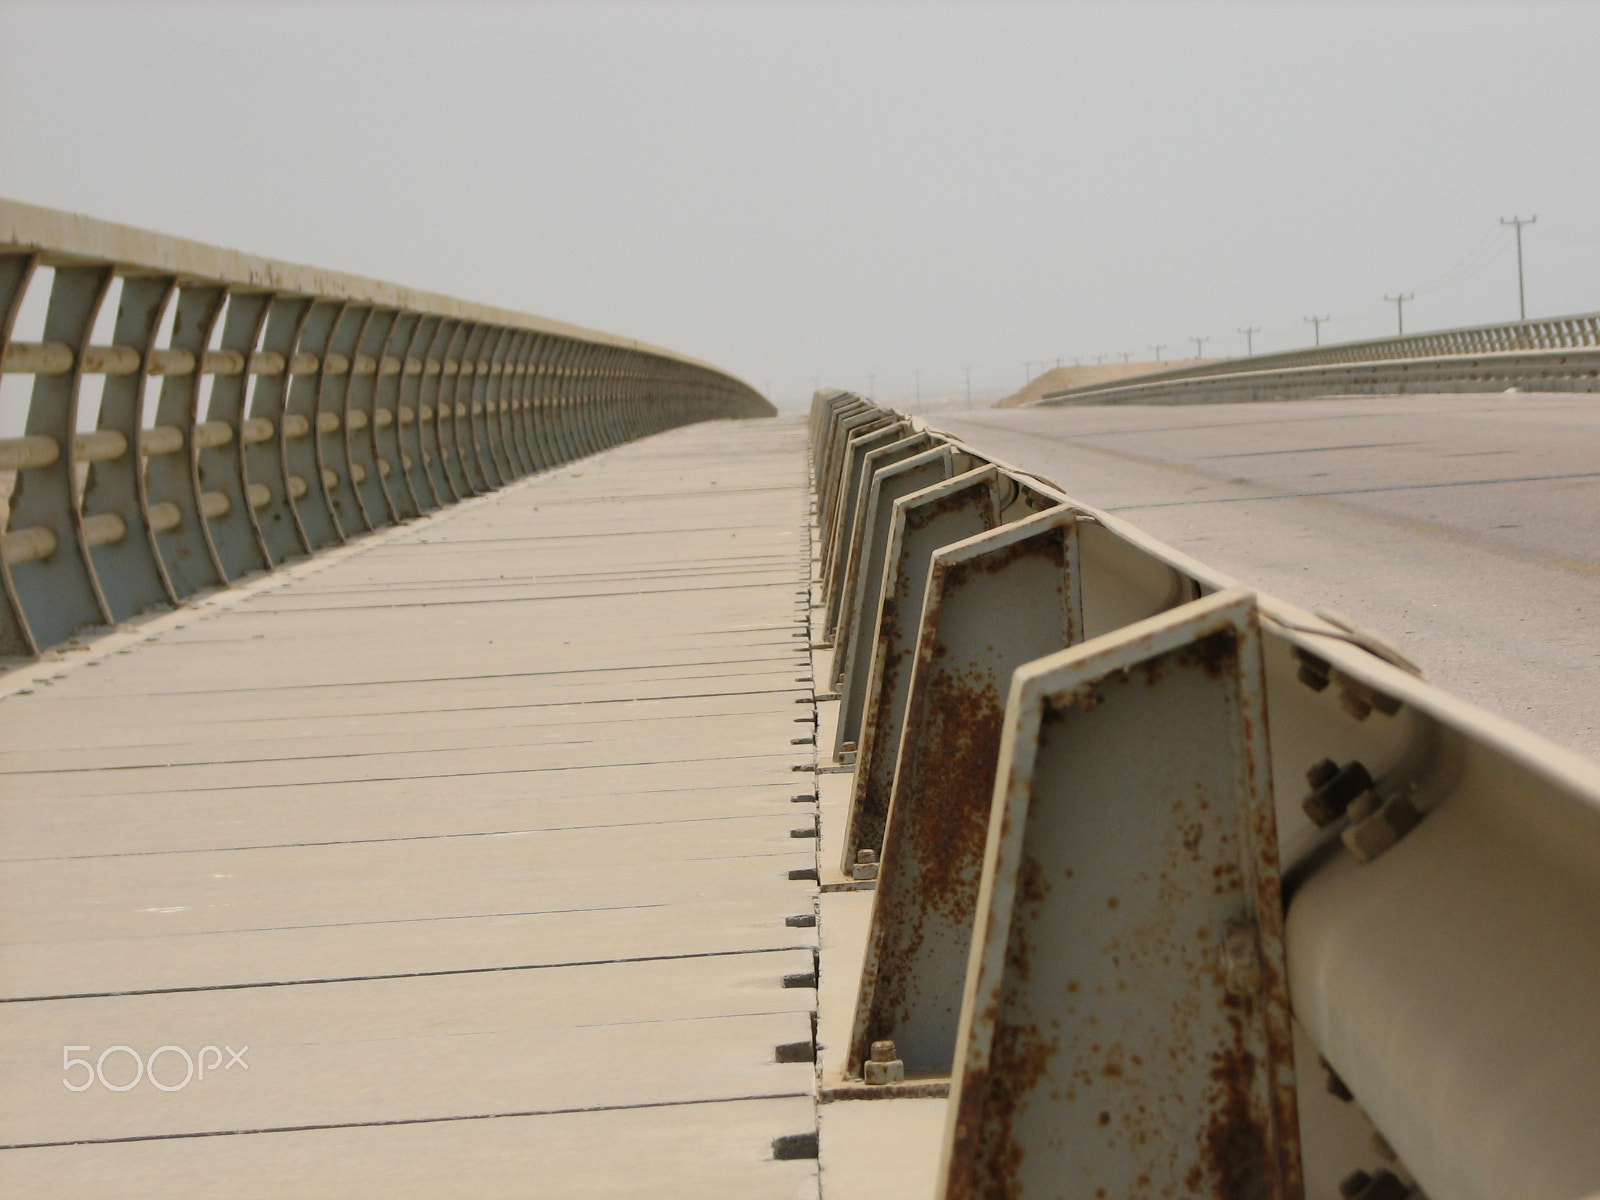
844 595 906 861
975 851 1058 1200
905 664 1005 922
1193 1025 1272 1200
843 477 999 864
978 1016 1061 1199
1143 626 1237 686
868 667 1003 1027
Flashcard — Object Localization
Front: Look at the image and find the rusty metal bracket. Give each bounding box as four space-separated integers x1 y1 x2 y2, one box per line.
836 466 1004 863
848 505 1084 1080
829 450 970 754
939 588 1300 1200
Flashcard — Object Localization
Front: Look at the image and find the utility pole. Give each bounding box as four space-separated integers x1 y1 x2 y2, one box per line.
1096 354 1105 365
1238 326 1260 356
1500 214 1536 321
1150 343 1165 363
1054 358 1062 370
915 369 921 406
1121 351 1132 363
1384 293 1414 336
1190 336 1208 360
1304 315 1330 346
964 366 972 408
869 372 875 399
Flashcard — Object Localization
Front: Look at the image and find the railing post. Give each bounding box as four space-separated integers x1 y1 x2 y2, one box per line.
435 320 472 499
200 290 275 578
316 302 374 536
284 300 347 549
0 252 36 655
473 325 510 489
376 311 421 519
500 329 533 478
83 274 183 618
346 306 397 527
247 295 314 563
7 263 123 644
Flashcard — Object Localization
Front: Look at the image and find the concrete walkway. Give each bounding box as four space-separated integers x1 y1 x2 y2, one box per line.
0 417 820 1198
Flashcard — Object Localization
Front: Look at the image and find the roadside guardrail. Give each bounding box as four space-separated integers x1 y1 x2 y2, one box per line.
1036 311 1600 406
810 388 1600 1200
0 198 769 656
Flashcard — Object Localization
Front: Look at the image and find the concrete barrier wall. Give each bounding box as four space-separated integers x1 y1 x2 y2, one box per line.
810 388 1600 1200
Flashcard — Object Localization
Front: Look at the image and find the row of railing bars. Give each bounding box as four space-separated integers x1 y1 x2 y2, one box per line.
0 198 770 656
1036 310 1600 405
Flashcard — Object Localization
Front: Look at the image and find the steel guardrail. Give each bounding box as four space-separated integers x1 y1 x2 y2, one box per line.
809 388 1600 1200
1035 311 1600 406
0 198 771 657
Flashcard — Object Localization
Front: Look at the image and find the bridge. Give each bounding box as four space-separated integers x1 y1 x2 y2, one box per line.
2 201 1598 1200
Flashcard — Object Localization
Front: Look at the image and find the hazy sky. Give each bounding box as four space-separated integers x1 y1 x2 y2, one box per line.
3 1 1598 408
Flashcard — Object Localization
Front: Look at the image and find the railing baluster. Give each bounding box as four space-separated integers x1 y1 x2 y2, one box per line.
319 304 374 534
347 306 396 527
7 264 118 644
377 310 421 520
201 290 274 579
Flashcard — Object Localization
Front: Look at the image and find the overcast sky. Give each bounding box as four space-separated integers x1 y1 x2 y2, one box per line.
3 0 1597 409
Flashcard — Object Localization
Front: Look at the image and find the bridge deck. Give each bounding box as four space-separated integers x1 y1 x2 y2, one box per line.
0 418 820 1197
931 394 1600 757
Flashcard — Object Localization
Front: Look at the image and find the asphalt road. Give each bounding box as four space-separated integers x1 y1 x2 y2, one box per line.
928 392 1599 759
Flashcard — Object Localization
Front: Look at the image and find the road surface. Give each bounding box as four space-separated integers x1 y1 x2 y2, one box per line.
929 392 1598 758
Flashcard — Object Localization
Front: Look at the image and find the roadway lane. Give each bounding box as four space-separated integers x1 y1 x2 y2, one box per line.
928 393 1599 758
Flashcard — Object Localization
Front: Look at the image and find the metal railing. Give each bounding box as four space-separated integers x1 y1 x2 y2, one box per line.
1036 311 1600 406
0 198 770 656
810 389 1600 1200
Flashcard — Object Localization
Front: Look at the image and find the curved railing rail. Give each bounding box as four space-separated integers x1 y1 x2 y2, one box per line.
1037 310 1600 406
0 198 771 656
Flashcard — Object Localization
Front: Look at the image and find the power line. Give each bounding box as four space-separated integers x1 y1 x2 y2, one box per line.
1414 225 1507 295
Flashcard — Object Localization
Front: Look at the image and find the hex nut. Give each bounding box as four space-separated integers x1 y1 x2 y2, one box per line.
1302 759 1375 826
864 1039 905 1085
1343 793 1422 863
851 848 879 882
